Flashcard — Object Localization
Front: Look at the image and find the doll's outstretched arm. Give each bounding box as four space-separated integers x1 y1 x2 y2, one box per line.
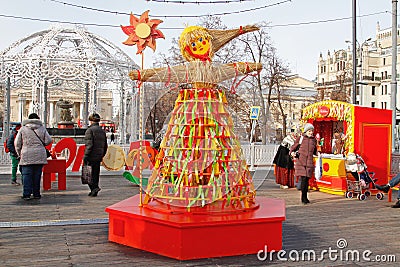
217 62 262 82
129 65 193 83
129 67 165 82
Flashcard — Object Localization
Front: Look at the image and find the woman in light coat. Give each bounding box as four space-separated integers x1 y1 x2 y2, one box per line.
14 113 52 200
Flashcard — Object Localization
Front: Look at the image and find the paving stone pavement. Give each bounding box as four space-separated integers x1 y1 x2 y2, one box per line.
0 165 399 266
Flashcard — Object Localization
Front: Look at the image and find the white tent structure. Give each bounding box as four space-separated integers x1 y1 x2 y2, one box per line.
0 25 139 143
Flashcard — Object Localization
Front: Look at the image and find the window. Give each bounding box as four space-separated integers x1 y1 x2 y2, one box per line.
324 66 326 72
372 86 376 95
371 102 375 107
385 71 388 79
372 72 375 80
384 58 386 65
381 102 387 109
385 85 388 94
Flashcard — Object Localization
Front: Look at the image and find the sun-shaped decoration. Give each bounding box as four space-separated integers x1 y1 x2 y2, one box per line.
121 10 164 54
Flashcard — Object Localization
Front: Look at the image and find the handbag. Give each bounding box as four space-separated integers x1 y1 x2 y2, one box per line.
81 164 92 185
31 128 51 158
291 136 303 160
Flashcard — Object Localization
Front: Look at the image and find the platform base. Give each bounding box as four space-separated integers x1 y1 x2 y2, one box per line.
105 195 286 260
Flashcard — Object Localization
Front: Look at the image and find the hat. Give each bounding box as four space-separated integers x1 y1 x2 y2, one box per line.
89 113 101 122
28 113 40 119
303 123 314 133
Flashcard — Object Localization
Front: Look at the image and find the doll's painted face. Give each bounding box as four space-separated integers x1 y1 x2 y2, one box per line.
188 36 210 57
179 26 213 61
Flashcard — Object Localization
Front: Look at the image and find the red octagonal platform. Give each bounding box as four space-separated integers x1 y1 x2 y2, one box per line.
105 195 286 260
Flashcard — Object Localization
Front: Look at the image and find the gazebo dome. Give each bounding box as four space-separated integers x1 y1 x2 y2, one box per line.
1 25 137 87
0 25 138 139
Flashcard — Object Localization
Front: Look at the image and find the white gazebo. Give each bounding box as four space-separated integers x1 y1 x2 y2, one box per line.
0 25 139 143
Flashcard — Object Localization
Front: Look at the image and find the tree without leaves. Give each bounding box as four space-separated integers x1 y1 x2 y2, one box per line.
237 23 291 143
266 54 291 139
330 68 351 103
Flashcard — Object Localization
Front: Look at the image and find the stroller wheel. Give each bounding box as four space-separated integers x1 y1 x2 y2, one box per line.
358 194 366 201
376 193 384 200
346 192 353 199
364 191 371 197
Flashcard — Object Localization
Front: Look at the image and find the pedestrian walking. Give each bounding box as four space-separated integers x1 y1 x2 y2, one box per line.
110 130 115 144
14 113 52 200
7 123 22 185
83 113 108 197
290 123 318 204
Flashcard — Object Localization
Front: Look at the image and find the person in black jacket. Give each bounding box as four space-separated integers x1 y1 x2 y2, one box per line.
84 113 108 197
7 123 22 185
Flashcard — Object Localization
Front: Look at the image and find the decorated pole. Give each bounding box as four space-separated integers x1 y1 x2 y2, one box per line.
121 10 164 205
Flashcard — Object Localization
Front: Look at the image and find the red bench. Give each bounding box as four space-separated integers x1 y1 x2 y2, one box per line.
42 158 67 190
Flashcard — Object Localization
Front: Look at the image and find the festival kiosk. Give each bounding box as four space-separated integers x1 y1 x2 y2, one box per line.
106 12 285 260
302 100 392 195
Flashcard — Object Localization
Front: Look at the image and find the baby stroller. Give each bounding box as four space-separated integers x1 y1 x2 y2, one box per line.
344 154 384 201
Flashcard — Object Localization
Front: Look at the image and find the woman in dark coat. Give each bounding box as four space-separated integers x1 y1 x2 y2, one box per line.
273 133 296 188
290 123 318 204
84 113 108 197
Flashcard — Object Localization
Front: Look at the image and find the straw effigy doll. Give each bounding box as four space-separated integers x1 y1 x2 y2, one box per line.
129 25 262 212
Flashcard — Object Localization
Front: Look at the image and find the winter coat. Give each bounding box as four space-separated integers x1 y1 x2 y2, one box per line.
14 119 52 166
7 129 18 157
84 122 108 162
289 135 317 178
273 145 294 169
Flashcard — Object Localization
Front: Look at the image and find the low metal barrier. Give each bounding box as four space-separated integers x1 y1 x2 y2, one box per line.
0 144 278 168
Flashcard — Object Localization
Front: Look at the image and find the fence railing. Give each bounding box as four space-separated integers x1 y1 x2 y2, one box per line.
0 144 279 168
2 144 399 174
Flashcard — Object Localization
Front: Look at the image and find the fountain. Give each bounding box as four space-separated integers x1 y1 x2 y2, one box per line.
56 99 75 129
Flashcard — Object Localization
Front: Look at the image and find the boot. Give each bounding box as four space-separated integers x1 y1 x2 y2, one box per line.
300 177 310 204
375 184 390 193
392 200 400 208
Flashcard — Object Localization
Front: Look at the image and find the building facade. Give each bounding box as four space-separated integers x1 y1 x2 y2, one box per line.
316 22 398 114
267 75 317 140
7 88 112 127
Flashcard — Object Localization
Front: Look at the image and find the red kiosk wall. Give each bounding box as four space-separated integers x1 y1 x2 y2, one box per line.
354 106 392 185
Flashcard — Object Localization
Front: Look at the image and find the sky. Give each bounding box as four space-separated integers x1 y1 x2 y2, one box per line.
0 0 394 81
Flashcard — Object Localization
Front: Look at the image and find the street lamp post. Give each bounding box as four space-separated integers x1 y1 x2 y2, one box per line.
352 0 357 104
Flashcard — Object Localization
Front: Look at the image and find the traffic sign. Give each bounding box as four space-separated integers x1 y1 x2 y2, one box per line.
250 106 261 120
